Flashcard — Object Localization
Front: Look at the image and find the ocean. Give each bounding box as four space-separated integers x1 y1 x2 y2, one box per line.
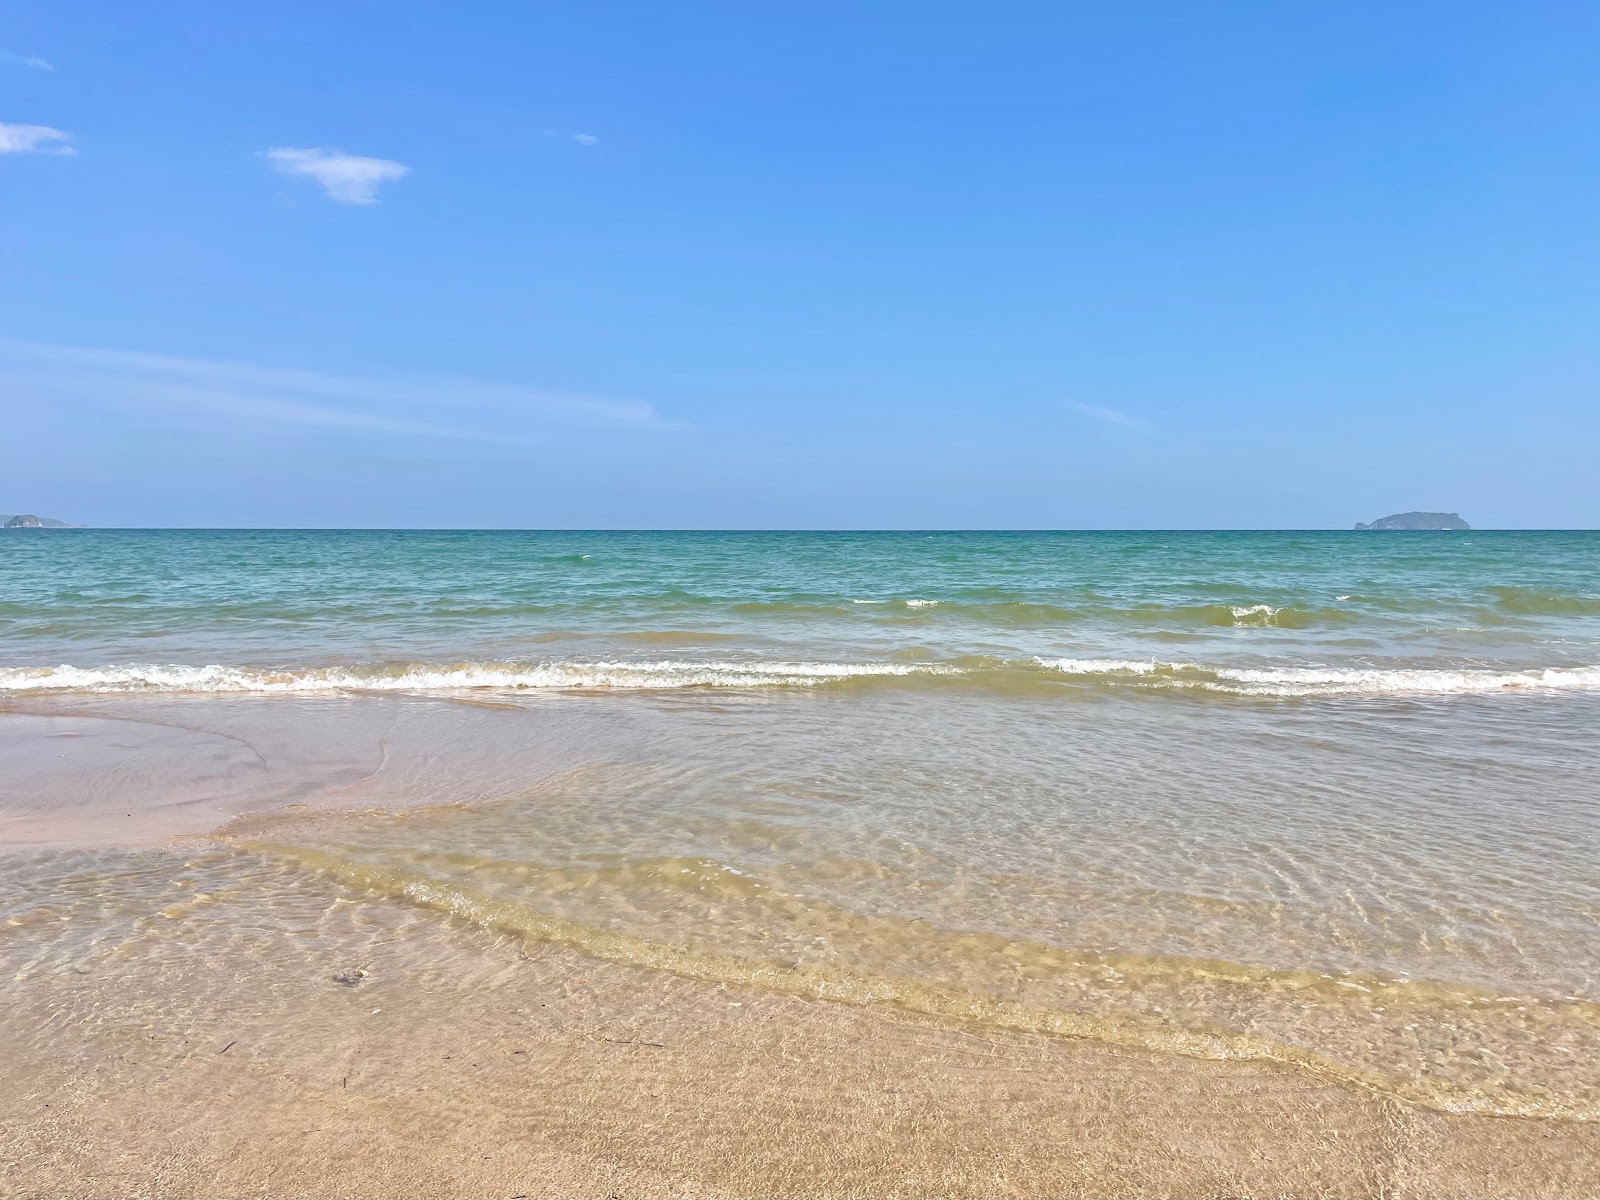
3 529 1598 1119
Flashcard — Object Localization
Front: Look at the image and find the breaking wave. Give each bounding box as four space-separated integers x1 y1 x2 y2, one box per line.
0 659 960 694
1033 658 1600 697
4 656 1600 699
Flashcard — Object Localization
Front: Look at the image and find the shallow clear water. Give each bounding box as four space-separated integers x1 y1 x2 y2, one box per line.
2 530 1598 1116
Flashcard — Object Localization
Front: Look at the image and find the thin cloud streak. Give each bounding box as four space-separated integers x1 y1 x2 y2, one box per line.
1073 402 1151 430
0 340 676 444
0 123 74 154
262 147 408 204
0 51 53 70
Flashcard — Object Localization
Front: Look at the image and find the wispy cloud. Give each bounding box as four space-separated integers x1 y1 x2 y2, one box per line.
571 133 599 145
0 51 53 70
261 147 408 205
0 340 676 443
1072 402 1151 430
0 122 74 155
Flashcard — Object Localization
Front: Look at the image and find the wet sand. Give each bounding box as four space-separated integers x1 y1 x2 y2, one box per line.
0 695 619 848
5 903 1599 1200
3 699 1599 1198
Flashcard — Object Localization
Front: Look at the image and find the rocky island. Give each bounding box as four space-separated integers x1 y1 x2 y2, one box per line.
1354 511 1470 531
2 514 77 528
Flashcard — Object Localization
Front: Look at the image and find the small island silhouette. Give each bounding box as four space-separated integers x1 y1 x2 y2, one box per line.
1354 511 1470 531
1 514 78 529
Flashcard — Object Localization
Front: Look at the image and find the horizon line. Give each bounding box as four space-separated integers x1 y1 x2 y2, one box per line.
6 526 1590 534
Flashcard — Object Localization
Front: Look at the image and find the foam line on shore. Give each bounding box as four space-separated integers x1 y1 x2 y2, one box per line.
3 656 1600 698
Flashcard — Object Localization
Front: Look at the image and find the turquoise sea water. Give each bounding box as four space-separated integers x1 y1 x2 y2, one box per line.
3 530 1599 1117
4 529 1600 692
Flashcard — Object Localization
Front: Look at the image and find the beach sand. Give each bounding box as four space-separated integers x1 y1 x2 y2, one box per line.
3 697 1599 1198
5 899 1599 1200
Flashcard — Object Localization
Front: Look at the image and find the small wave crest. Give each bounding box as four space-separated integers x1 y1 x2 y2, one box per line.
1207 664 1600 697
1035 658 1600 697
0 659 959 694
1229 604 1280 624
1034 658 1160 676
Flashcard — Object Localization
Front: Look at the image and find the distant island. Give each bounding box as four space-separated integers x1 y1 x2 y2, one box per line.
1354 511 1470 531
1 514 78 529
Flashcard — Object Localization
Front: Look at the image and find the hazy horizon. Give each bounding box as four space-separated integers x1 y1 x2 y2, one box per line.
5 521 1592 532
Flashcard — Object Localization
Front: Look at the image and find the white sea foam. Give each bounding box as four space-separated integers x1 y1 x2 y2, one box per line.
904 599 940 609
1222 604 1286 624
1036 657 1600 697
4 657 1598 699
1035 658 1160 675
1207 665 1600 697
0 659 958 695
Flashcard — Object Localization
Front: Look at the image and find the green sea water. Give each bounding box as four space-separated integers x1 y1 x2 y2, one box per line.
4 529 1600 692
3 530 1599 1117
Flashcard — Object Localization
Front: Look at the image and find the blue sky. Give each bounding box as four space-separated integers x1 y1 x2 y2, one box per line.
2 2 1597 528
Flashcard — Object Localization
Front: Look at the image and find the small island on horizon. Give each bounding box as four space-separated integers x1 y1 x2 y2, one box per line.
1354 511 1471 531
1 514 79 529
